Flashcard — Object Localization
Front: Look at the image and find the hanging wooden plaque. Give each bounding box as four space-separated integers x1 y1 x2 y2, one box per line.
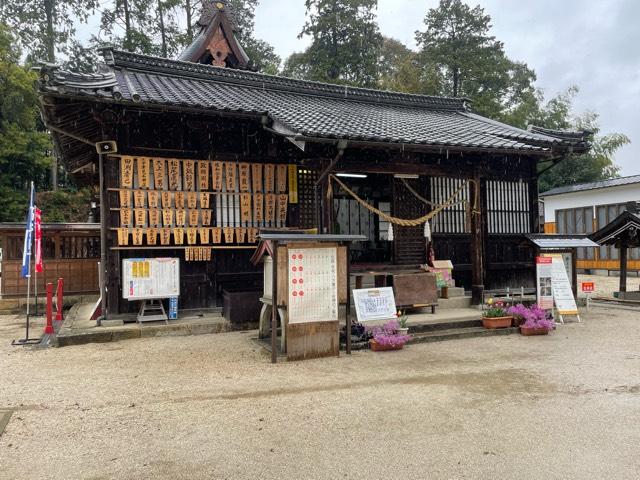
202 209 212 226
288 165 298 203
120 209 132 226
277 194 288 224
134 190 146 208
147 228 158 246
212 161 223 191
132 228 144 246
183 160 196 191
276 164 287 193
174 228 185 245
264 164 275 193
205 248 212 261
168 159 181 190
187 192 198 209
253 193 264 223
265 194 276 222
187 228 198 245
176 209 186 226
160 228 171 245
251 163 263 192
185 247 191 261
137 157 151 189
199 227 210 244
117 228 129 246
161 191 172 208
239 163 250 192
162 209 174 227
148 191 159 209
120 157 134 188
174 192 185 209
134 209 147 227
211 227 222 244
222 227 235 243
197 161 209 190
153 158 165 189
119 190 131 208
236 227 247 243
247 227 258 244
240 193 252 223
225 162 237 191
200 192 210 209
149 209 161 227
189 209 199 226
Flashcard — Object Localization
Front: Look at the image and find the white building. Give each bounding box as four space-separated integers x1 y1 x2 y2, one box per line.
540 175 640 273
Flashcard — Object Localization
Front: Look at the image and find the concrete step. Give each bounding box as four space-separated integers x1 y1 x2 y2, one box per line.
440 287 465 298
434 296 473 310
409 326 518 345
409 318 482 333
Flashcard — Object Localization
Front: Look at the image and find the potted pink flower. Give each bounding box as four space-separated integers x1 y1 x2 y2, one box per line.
367 320 411 351
507 304 555 335
481 298 513 329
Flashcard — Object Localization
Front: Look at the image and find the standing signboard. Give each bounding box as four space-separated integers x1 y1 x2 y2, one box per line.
536 257 554 309
353 287 397 322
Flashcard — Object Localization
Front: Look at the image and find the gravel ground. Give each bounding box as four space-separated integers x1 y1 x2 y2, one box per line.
578 273 640 297
1 304 639 479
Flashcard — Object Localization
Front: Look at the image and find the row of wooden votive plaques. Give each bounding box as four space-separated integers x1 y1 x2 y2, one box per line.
116 227 259 246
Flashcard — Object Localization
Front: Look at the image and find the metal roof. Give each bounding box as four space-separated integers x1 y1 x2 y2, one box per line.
36 48 591 156
259 234 367 242
0 222 100 232
524 234 598 249
540 175 640 197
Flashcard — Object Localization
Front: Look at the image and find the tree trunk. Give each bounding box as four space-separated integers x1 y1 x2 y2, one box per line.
452 67 459 97
44 0 57 189
123 0 132 50
158 0 167 57
185 0 193 42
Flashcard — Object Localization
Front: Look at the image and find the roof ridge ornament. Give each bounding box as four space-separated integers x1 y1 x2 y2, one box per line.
178 0 250 69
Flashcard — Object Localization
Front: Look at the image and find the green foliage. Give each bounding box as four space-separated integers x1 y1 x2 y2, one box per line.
282 0 383 87
37 188 94 222
415 0 538 120
0 25 53 222
0 0 97 63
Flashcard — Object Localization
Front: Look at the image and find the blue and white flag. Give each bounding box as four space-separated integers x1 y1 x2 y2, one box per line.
21 182 35 278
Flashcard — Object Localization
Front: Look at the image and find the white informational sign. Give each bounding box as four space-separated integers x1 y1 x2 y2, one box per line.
353 287 397 323
549 255 579 315
122 258 180 300
287 248 338 324
536 257 554 309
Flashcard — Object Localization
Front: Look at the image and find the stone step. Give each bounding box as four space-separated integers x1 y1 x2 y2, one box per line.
409 326 518 345
409 318 482 334
434 296 473 310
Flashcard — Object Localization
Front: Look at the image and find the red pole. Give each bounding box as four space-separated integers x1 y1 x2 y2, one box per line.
44 283 54 334
56 277 64 321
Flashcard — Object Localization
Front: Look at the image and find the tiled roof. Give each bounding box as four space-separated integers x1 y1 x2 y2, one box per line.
37 48 591 155
540 175 640 197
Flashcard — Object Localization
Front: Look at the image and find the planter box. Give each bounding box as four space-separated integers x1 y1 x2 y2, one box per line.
520 326 550 336
369 339 405 352
481 316 513 329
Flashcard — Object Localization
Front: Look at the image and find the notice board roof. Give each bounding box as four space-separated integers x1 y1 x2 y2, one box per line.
524 234 598 249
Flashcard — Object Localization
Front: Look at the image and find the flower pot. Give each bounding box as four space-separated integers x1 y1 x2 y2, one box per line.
396 327 410 336
481 316 513 329
520 326 550 336
369 339 405 352
512 317 525 327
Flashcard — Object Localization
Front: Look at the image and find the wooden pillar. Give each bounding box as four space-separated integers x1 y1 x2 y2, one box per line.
470 171 484 305
320 176 334 234
620 244 628 293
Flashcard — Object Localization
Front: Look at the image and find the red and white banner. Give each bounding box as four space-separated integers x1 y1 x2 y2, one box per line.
34 207 43 273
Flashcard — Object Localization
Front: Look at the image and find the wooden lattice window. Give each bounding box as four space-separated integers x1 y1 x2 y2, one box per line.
487 180 531 234
297 168 318 229
430 177 469 234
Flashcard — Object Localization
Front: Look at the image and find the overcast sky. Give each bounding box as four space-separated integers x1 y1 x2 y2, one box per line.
253 0 639 176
